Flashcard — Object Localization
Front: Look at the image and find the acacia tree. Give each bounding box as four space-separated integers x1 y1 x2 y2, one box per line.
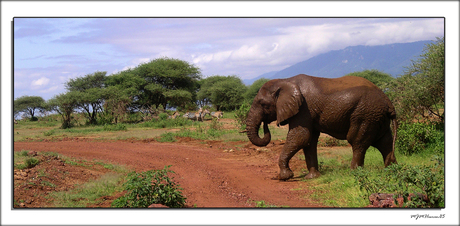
101 86 132 124
14 95 45 120
197 75 247 111
133 57 201 109
47 92 81 128
243 78 270 102
387 37 444 123
65 71 107 124
105 69 145 112
345 70 394 91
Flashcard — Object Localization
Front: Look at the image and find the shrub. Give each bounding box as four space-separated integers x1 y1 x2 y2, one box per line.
157 132 177 142
396 122 444 155
352 157 444 208
209 118 223 130
44 129 56 136
158 113 169 121
103 123 128 131
319 137 349 147
24 157 40 169
111 166 186 208
234 101 251 130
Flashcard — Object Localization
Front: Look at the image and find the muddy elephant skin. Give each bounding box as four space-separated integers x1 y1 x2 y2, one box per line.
245 74 397 180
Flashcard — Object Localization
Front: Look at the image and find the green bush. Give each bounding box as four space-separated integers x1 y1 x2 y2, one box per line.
319 137 349 147
158 113 169 121
24 157 40 169
44 129 56 136
111 166 186 208
234 101 251 130
396 122 444 155
352 156 444 208
157 132 177 142
103 123 128 131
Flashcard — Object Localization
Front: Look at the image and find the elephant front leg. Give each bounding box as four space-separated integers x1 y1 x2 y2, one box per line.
278 126 310 180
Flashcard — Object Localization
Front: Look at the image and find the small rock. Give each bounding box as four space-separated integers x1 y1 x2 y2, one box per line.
148 203 169 208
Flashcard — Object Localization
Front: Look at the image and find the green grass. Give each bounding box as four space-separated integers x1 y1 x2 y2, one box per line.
299 147 441 207
14 150 40 170
50 172 126 207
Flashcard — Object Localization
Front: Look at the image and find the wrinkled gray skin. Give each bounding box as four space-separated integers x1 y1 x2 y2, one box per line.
246 74 397 180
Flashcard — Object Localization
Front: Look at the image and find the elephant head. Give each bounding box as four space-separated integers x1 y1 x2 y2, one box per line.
246 79 304 147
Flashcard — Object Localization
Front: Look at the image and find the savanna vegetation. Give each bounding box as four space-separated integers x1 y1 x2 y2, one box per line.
14 38 444 208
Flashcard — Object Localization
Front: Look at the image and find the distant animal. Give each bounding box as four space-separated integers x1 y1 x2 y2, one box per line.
183 112 203 121
169 111 180 119
200 109 211 120
210 111 224 120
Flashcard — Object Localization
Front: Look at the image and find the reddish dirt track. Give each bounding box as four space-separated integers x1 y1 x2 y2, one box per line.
14 139 323 208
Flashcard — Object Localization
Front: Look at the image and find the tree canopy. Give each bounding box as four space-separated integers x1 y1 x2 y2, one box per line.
244 78 270 102
14 95 45 120
47 92 81 128
345 69 394 91
387 37 444 123
197 75 247 111
65 71 107 124
132 57 201 109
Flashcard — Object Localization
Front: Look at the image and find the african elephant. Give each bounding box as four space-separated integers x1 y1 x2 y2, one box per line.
244 74 397 180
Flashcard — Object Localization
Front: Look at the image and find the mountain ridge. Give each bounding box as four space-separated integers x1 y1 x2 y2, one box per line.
243 40 431 85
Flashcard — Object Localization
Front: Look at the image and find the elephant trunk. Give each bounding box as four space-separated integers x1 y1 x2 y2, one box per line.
246 109 271 147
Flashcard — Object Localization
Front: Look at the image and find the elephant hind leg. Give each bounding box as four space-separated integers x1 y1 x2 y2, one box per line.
372 130 397 167
347 123 375 169
302 131 321 179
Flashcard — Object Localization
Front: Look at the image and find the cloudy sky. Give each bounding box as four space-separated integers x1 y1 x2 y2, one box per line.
14 17 444 101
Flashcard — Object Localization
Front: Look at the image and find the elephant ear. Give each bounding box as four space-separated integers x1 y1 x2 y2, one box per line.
273 81 303 126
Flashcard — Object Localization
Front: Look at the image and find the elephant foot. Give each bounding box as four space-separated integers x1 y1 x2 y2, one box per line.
279 169 294 181
304 170 321 179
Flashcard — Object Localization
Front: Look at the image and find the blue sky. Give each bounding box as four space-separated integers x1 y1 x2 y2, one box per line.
14 17 444 101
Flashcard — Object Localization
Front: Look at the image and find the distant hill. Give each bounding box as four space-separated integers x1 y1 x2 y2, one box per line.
244 40 432 84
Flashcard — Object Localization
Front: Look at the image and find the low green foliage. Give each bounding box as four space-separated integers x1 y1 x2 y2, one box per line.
14 151 40 170
141 117 196 129
43 129 56 136
112 166 186 208
51 173 125 207
318 137 349 147
234 101 251 130
158 126 234 142
209 118 223 130
396 122 444 155
352 156 444 208
103 123 128 131
252 200 288 208
157 132 177 142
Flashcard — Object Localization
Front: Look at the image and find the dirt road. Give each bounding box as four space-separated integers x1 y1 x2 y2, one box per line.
14 139 322 208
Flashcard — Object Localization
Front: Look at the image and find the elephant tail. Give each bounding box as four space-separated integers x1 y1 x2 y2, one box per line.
392 117 398 155
388 106 398 157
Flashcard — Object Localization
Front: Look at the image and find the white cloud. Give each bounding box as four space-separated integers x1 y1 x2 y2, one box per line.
39 85 59 93
31 77 50 86
187 18 444 78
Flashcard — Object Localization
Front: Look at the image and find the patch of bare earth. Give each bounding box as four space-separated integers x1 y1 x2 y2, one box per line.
13 153 113 208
